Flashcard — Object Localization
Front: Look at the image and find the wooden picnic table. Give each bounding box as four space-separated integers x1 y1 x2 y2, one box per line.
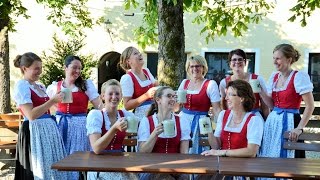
52 151 320 179
219 156 320 179
52 151 219 174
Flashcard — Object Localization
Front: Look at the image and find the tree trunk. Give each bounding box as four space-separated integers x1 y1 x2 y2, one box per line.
0 4 12 114
157 0 185 89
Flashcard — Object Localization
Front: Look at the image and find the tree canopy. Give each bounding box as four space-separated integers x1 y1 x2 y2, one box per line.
124 0 320 48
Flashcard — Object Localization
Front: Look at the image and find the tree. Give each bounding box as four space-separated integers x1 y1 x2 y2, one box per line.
157 0 185 88
40 34 97 87
124 0 319 88
125 0 273 88
0 0 97 113
288 0 320 27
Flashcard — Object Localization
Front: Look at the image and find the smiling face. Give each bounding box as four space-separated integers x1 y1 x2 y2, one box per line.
225 87 243 110
156 88 176 111
65 59 82 82
23 60 42 82
273 50 292 72
188 61 204 79
102 85 122 109
229 54 246 73
126 47 144 69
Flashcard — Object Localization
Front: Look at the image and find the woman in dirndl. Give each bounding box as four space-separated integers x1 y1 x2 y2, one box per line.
46 55 103 180
13 52 68 180
259 44 314 164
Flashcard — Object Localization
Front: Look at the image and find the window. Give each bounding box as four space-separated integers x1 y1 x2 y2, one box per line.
308 53 320 100
204 52 256 84
147 53 159 79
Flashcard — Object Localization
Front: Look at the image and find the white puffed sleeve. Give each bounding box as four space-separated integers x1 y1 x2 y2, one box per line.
247 115 264 146
86 109 104 135
257 75 268 93
120 74 134 97
294 71 314 95
219 78 227 99
267 72 277 95
207 80 221 103
137 116 151 142
179 117 191 140
46 81 58 98
13 80 32 106
178 79 187 91
213 110 226 137
85 79 100 101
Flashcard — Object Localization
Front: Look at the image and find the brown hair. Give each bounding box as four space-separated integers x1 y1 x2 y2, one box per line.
273 44 301 64
119 46 136 71
13 52 42 74
146 86 172 116
227 79 255 112
228 49 247 64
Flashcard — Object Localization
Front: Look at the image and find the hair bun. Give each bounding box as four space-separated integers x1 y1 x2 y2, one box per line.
13 55 22 68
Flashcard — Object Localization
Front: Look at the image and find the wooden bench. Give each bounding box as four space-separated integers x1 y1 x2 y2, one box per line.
0 140 17 161
122 132 137 152
0 141 17 150
0 113 23 129
199 134 210 147
0 113 21 160
283 131 320 152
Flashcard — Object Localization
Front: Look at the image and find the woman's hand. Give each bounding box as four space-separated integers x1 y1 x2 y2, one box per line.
146 87 158 99
289 128 303 142
52 91 64 103
201 149 218 156
113 117 128 132
201 149 226 156
151 123 164 137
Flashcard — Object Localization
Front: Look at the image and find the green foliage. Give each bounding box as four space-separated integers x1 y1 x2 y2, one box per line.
130 0 158 49
289 0 320 27
1 0 98 37
124 0 274 47
35 0 96 37
0 0 30 31
40 34 97 87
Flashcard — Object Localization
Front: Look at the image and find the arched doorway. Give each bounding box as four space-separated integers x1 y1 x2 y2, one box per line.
98 52 126 93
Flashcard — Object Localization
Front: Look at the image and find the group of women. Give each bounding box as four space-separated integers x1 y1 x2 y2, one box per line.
12 43 314 180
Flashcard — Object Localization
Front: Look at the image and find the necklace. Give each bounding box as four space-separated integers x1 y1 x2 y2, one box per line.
277 70 292 88
232 118 243 124
231 113 245 124
188 78 204 91
27 81 47 96
105 111 118 126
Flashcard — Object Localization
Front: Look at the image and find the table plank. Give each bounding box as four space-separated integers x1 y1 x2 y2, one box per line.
52 151 219 174
219 157 320 179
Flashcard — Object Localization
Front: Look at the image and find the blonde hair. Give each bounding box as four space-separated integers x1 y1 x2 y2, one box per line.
185 55 208 77
101 79 121 95
119 46 136 71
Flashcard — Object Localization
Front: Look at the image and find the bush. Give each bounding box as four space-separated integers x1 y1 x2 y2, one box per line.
40 34 97 87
